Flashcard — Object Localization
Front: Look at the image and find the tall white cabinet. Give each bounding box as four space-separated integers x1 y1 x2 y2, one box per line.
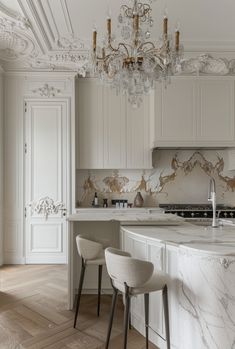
24 100 70 263
3 73 75 264
76 78 153 169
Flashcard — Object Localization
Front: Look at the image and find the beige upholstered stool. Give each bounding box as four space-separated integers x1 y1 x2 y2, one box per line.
105 247 170 349
73 235 106 328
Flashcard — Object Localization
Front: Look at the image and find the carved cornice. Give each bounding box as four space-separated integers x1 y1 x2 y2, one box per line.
0 4 30 30
32 83 61 97
1 6 235 76
55 35 86 50
179 54 230 75
30 197 64 219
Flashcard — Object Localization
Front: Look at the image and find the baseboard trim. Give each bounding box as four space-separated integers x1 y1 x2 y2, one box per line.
3 254 25 264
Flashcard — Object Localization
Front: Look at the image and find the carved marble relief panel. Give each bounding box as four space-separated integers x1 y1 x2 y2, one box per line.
76 150 235 207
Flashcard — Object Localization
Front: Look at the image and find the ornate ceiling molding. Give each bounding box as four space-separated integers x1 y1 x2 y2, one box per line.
0 2 235 76
179 54 230 75
0 2 30 30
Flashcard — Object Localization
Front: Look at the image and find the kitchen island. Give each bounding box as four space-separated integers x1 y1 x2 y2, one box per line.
68 210 235 349
121 224 235 349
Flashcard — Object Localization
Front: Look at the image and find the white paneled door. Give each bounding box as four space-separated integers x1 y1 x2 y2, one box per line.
24 100 70 264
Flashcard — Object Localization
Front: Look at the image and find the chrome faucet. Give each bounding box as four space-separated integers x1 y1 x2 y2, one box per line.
208 178 218 227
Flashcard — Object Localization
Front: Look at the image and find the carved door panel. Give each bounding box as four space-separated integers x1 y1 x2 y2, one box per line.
24 100 70 264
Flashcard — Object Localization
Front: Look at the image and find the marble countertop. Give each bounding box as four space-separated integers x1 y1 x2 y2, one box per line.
68 208 184 224
121 223 235 255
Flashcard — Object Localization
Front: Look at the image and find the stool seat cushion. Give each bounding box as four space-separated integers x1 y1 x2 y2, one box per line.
113 270 169 295
86 251 106 265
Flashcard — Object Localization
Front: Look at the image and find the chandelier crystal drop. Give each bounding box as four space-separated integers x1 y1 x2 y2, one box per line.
90 0 183 107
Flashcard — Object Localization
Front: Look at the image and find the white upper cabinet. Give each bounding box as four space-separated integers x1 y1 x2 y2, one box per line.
154 77 235 147
126 94 153 169
154 78 197 145
77 79 104 169
197 79 234 144
103 86 126 169
76 78 153 169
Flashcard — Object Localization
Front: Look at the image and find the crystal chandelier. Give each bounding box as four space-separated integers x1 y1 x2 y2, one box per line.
90 0 183 107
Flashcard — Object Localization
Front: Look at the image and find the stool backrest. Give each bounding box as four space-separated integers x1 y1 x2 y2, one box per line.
105 247 154 288
76 235 103 260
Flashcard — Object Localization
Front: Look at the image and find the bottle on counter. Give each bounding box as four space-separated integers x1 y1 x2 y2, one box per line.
94 192 98 207
103 198 108 208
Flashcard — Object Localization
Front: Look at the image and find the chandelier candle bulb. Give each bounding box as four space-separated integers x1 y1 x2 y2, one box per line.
93 30 97 51
107 18 111 37
133 14 139 31
163 16 168 35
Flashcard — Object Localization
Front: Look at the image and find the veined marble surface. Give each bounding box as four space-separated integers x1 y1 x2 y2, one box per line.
122 224 235 255
68 208 184 224
122 224 235 349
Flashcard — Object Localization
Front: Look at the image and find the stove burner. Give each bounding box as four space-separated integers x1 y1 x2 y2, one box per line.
159 204 235 219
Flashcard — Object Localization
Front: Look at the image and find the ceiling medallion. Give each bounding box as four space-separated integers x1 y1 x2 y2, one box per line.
90 0 183 107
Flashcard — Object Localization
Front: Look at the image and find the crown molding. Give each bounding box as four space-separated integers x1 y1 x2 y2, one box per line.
1 2 235 75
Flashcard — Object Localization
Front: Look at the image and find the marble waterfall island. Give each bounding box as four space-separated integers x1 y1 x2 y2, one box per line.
67 209 235 349
120 224 235 349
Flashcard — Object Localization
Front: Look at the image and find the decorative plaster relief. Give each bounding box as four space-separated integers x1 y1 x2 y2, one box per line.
56 35 86 50
180 54 230 75
30 197 64 219
32 83 61 97
103 170 129 193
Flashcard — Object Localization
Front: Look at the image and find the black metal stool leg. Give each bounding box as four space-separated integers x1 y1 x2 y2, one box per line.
129 297 132 330
163 285 171 349
123 283 130 349
97 265 103 316
105 285 118 349
73 258 86 328
144 293 149 349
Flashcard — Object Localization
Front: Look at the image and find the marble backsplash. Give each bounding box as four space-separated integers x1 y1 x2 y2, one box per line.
76 150 235 207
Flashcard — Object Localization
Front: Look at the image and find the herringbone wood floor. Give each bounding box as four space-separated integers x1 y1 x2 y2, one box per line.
0 265 158 349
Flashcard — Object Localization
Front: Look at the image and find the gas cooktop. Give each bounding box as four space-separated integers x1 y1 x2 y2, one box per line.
159 204 235 219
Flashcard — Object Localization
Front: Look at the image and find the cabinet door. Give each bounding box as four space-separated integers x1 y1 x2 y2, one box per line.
77 79 104 169
103 87 126 168
147 241 165 338
197 79 235 144
154 78 197 146
126 95 153 169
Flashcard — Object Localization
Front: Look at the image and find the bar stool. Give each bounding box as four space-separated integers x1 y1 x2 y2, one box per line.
104 247 171 349
73 235 106 328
